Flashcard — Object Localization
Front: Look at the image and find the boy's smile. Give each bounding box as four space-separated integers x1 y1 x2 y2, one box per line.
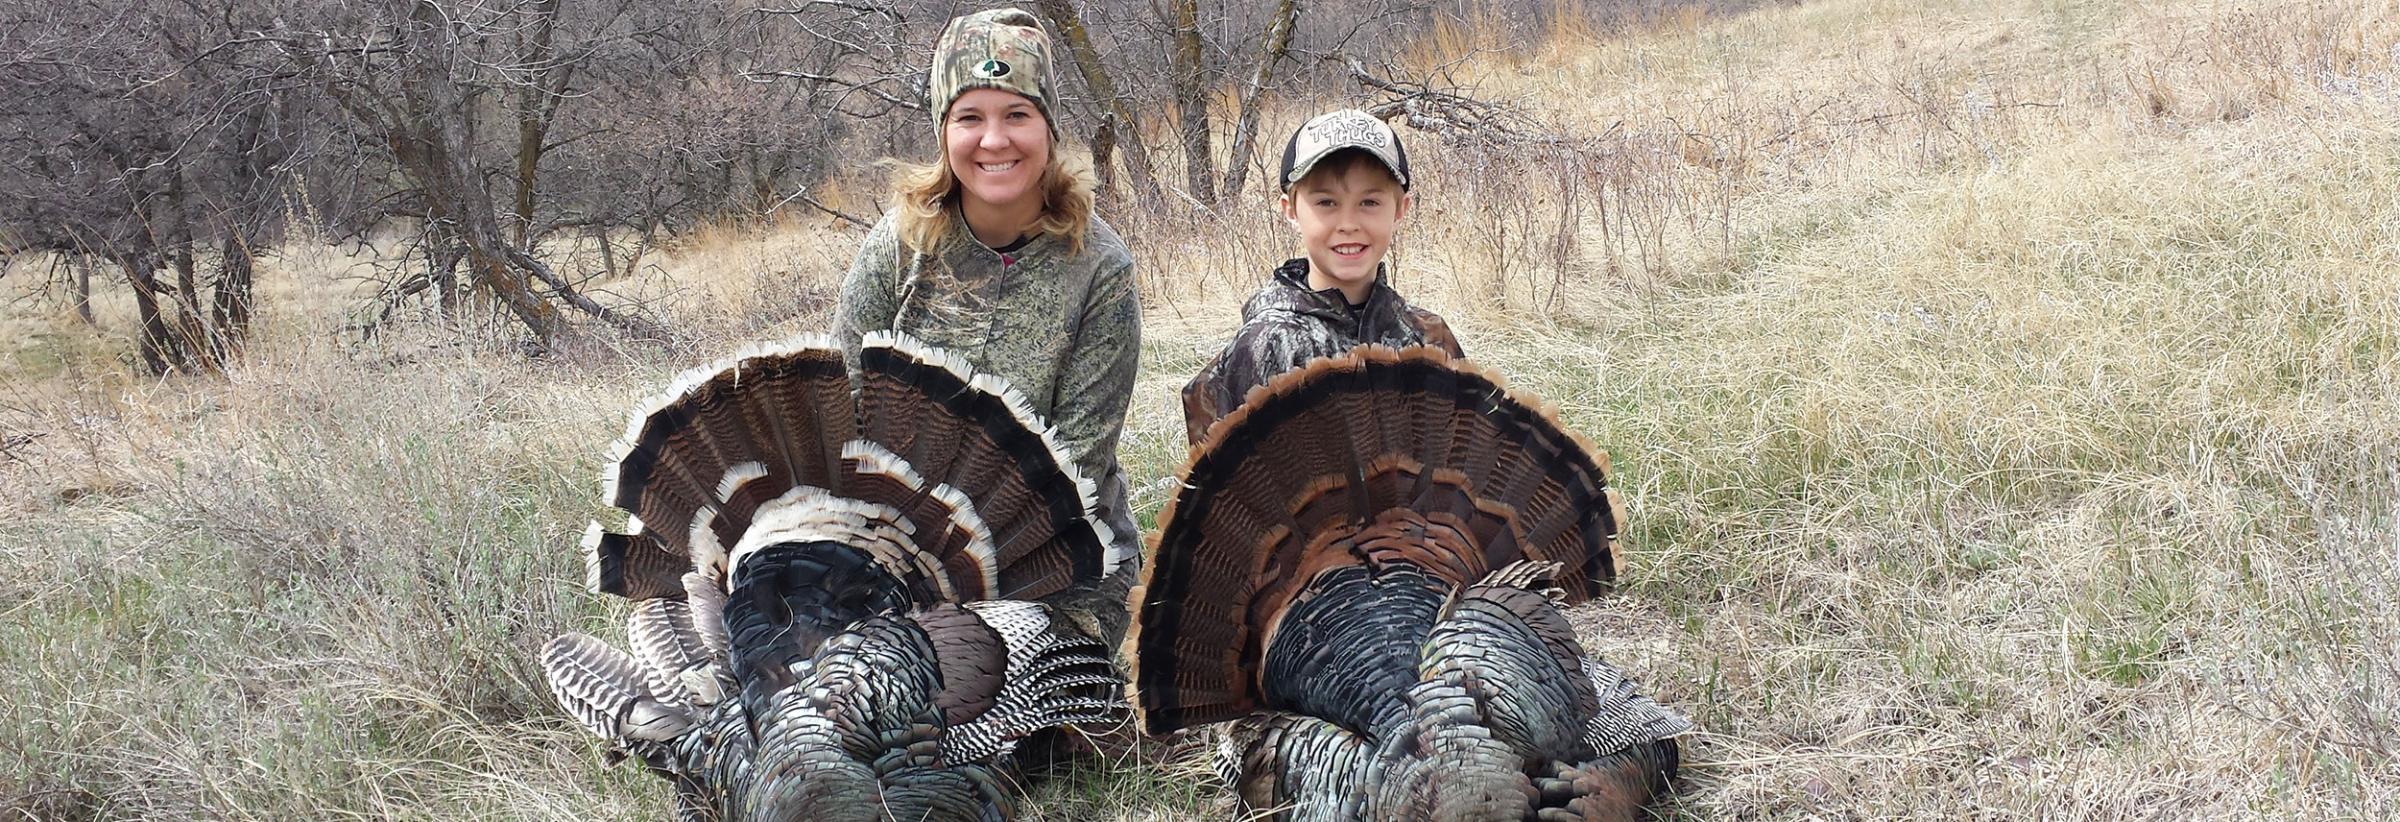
1282 157 1411 304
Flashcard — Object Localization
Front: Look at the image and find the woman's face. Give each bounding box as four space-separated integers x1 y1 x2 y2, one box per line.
944 88 1051 216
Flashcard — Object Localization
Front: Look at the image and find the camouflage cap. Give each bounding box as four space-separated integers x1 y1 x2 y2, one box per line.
930 8 1059 134
1279 109 1411 192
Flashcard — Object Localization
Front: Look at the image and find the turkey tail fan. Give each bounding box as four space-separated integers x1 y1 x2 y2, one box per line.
1127 345 1621 734
583 332 1118 608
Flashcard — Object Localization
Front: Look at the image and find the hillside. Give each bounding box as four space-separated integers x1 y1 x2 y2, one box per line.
3 0 2396 817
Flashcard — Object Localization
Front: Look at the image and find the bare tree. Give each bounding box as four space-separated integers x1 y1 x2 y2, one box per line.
1034 0 1416 209
1034 0 1166 201
0 0 311 372
1168 0 1215 202
1216 0 1299 204
0 0 1706 366
748 0 1323 208
263 0 758 345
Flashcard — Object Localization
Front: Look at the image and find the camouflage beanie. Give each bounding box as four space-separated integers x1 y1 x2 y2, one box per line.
930 8 1059 135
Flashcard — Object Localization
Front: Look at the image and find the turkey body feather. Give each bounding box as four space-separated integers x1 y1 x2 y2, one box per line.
1128 345 1691 821
543 333 1127 821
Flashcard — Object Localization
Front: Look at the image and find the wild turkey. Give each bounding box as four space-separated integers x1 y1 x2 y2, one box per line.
541 332 1132 821
1126 345 1692 821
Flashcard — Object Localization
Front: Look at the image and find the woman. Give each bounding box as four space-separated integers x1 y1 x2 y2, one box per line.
833 7 1141 642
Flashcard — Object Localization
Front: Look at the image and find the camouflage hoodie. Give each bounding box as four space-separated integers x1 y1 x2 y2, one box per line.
1180 257 1465 444
834 208 1142 628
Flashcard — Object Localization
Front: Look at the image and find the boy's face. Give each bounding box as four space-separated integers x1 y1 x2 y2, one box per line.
1281 158 1411 302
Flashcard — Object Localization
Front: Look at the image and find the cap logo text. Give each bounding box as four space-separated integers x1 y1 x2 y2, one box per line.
1306 115 1390 150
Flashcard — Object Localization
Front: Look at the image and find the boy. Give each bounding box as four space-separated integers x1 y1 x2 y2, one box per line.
1179 109 1466 444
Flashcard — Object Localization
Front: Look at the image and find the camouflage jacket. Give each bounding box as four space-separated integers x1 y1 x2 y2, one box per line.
835 209 1142 583
1180 257 1465 445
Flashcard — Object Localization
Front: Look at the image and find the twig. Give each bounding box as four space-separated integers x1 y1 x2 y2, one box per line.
1330 53 1579 151
766 186 874 229
754 0 904 18
505 245 675 344
0 431 46 463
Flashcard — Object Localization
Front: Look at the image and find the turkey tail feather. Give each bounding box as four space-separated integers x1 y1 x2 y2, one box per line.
542 633 694 742
857 333 1123 596
627 598 712 707
604 339 854 561
1580 656 1694 762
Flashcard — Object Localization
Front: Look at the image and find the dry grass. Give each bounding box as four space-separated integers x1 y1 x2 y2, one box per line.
5 0 2399 817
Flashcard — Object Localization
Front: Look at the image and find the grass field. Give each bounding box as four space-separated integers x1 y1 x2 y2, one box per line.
4 0 2398 818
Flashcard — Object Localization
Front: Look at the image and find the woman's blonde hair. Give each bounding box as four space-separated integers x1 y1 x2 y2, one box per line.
893 129 1098 257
